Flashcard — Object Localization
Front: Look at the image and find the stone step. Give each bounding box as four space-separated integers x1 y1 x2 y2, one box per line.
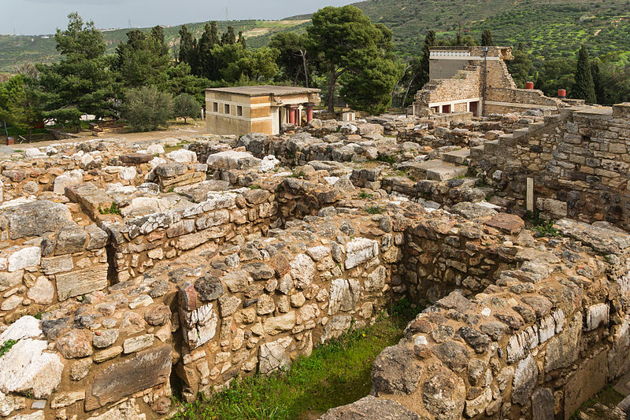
512 128 530 139
470 145 485 159
498 134 516 147
483 140 500 154
442 148 471 165
415 159 469 181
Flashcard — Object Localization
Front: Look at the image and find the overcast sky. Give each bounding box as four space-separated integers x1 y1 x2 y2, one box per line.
2 0 357 35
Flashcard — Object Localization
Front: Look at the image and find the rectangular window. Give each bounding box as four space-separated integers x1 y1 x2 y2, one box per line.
213 102 218 112
237 106 243 117
224 104 230 114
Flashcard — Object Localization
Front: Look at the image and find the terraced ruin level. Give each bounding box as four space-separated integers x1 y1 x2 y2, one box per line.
0 102 628 419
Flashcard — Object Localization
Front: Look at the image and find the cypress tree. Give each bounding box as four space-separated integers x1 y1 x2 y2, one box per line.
481 29 494 46
197 23 219 78
591 61 604 105
573 45 596 103
178 25 197 69
221 27 236 45
419 30 436 88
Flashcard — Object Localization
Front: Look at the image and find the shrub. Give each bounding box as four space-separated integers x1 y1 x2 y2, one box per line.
173 93 201 123
123 86 173 132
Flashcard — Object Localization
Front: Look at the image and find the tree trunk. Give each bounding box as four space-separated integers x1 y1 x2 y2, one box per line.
300 50 309 88
327 69 337 113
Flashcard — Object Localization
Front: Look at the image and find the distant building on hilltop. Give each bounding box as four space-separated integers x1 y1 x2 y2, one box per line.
205 86 321 136
413 46 572 117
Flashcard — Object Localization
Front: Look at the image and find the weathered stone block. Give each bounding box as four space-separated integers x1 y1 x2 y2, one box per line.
85 345 171 410
55 265 108 300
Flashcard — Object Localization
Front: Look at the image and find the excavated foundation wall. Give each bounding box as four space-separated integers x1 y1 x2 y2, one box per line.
322 219 630 420
471 103 630 230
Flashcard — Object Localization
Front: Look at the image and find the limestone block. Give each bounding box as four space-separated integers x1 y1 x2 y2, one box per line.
328 278 362 315
0 316 42 344
290 254 316 289
320 396 420 420
85 345 171 410
258 337 292 374
0 339 64 399
7 247 41 272
585 303 609 331
27 277 54 304
53 170 83 194
167 149 197 163
345 238 379 269
181 303 218 349
512 354 538 406
56 265 108 301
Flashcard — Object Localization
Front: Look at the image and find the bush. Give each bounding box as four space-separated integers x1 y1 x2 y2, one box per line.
173 93 201 123
123 86 173 132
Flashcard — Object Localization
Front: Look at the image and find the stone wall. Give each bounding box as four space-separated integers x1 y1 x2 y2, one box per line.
0 201 109 323
471 103 630 230
321 218 630 420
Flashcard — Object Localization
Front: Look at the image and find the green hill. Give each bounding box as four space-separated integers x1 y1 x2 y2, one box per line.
0 19 307 72
1 0 628 72
323 0 630 62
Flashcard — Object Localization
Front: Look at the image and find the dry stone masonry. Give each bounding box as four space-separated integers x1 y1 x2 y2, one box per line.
0 102 627 420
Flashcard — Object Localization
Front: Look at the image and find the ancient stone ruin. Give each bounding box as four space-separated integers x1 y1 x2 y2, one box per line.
0 102 627 419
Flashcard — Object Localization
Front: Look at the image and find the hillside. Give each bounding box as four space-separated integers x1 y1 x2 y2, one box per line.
1 0 628 72
0 19 307 72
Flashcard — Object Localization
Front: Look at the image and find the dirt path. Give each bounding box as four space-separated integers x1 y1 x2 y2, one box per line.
6 122 207 150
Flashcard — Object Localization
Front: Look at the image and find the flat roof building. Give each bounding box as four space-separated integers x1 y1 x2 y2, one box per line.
205 85 321 136
413 46 567 117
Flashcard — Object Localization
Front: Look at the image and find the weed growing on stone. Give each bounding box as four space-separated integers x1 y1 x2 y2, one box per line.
99 202 121 215
365 206 384 214
376 154 397 164
172 306 419 420
358 192 374 200
525 211 561 237
0 339 17 358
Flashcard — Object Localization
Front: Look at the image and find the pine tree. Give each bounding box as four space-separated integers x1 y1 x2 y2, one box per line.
573 45 596 103
481 30 494 46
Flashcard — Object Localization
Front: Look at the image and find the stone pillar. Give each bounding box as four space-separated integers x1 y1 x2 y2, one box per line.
294 108 301 127
288 106 296 125
526 177 534 212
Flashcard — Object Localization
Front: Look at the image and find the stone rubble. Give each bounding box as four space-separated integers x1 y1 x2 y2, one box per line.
0 103 626 419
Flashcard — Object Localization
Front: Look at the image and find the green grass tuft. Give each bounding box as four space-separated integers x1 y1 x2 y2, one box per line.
99 202 121 216
365 206 384 215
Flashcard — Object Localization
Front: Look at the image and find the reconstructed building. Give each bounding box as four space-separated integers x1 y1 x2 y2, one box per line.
205 85 321 136
413 46 567 117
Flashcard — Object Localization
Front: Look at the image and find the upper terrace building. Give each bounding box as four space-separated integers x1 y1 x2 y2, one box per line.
205 85 321 136
413 46 567 117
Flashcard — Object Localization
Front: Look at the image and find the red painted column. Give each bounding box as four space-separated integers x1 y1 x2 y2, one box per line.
294 108 301 126
288 106 296 125
306 105 314 122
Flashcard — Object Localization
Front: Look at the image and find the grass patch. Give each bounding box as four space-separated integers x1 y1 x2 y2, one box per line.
357 192 374 200
99 202 121 216
248 185 262 190
173 300 419 420
365 206 385 215
164 141 191 153
0 339 17 358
